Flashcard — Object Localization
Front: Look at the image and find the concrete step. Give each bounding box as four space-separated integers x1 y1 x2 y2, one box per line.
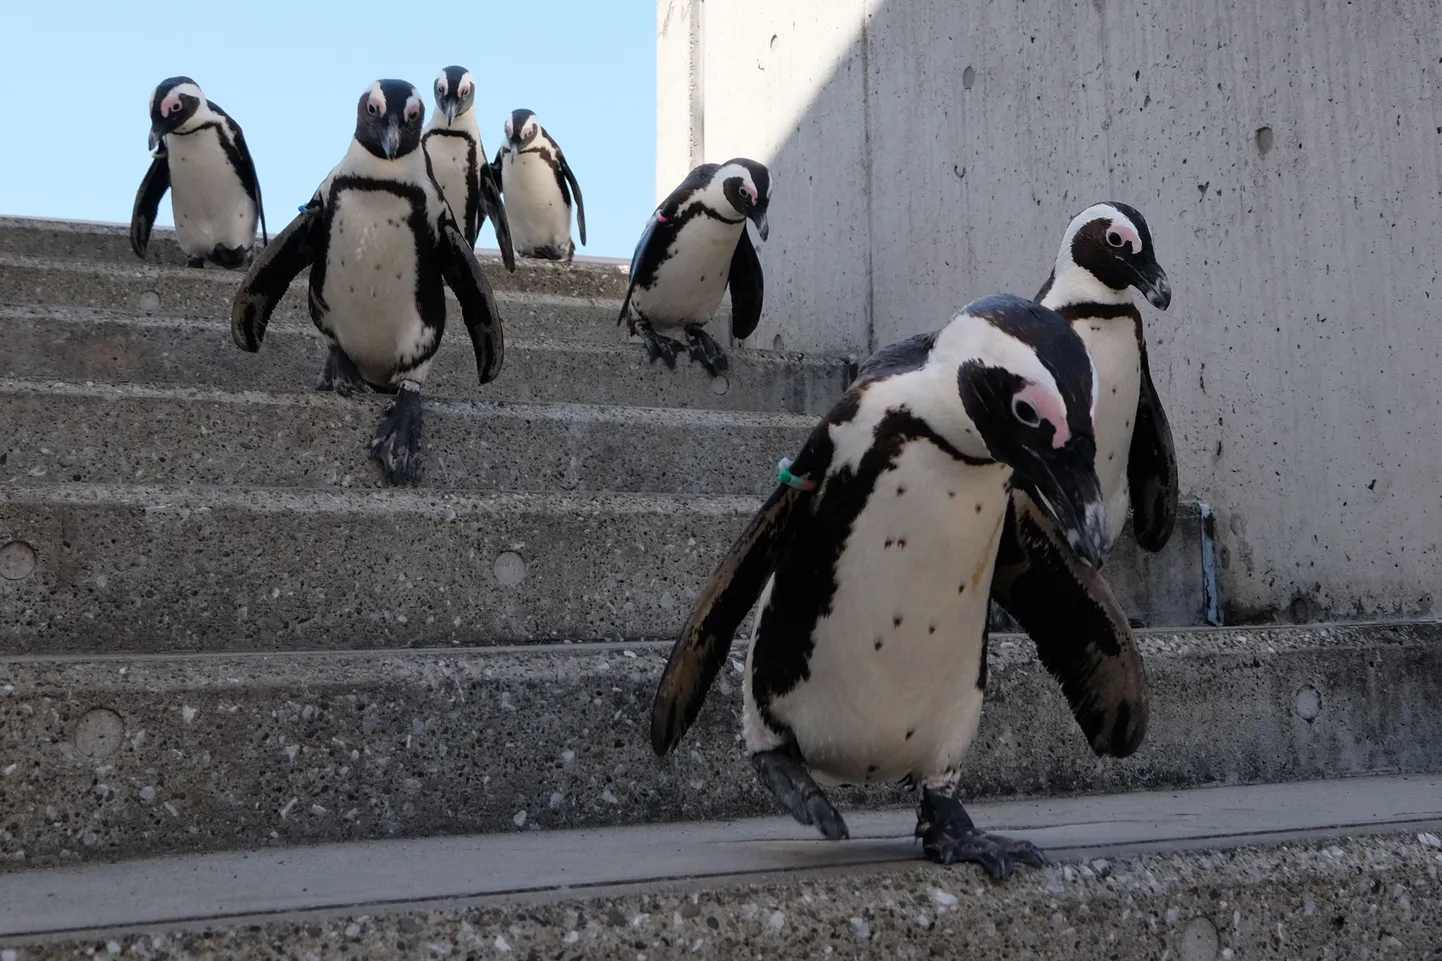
0 216 634 300
1 624 1437 867
0 306 852 414
0 253 640 346
0 379 811 495
2 778 1440 958
0 483 759 654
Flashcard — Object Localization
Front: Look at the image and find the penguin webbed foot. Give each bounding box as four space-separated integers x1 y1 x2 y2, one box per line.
369 384 424 485
533 244 568 262
751 746 849 841
186 257 206 269
638 325 685 370
684 325 729 375
316 346 371 398
210 244 249 270
915 784 1046 878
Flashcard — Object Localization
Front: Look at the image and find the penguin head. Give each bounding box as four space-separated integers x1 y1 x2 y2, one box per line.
148 77 205 154
355 80 425 160
504 109 540 151
433 66 475 126
1054 202 1171 310
715 158 772 242
944 295 1109 565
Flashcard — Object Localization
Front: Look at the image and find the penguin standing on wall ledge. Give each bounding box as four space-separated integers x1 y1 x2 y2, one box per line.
422 66 514 268
130 77 267 268
651 294 1143 877
230 79 504 485
492 109 586 262
617 159 771 376
989 203 1176 706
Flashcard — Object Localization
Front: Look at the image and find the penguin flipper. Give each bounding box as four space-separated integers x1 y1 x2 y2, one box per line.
227 120 268 246
617 211 661 328
477 162 515 272
989 493 1150 758
1127 341 1178 552
230 201 319 352
727 227 765 341
650 480 812 756
129 152 170 260
557 150 586 247
440 220 505 384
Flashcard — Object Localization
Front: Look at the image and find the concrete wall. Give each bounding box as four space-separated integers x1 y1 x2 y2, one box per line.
657 0 1442 621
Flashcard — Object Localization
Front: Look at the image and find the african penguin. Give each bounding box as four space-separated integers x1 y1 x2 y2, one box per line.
492 109 586 262
231 79 504 485
422 66 514 268
985 202 1172 759
130 76 267 268
651 294 1125 877
617 159 771 376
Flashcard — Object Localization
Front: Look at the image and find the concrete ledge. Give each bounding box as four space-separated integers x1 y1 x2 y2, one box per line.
0 379 812 495
1 624 1437 867
0 218 634 300
0 307 852 414
1 779 1440 957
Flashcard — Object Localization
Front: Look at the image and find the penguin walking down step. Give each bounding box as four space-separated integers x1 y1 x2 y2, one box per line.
651 295 1142 877
990 202 1177 674
492 109 586 262
422 66 514 269
130 77 267 268
230 79 504 485
617 159 771 376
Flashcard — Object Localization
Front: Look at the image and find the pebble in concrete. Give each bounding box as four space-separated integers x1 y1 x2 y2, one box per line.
72 708 125 760
0 540 37 580
1295 684 1322 721
493 551 527 587
137 291 161 314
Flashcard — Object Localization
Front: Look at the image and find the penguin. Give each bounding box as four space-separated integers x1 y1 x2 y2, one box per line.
989 202 1177 693
130 76 268 268
492 109 586 262
230 79 504 485
616 159 771 376
651 294 1147 878
421 66 515 269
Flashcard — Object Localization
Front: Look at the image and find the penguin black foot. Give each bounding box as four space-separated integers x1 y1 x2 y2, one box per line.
684 325 730 375
186 257 206 269
369 382 424 485
1127 616 1148 629
915 784 1046 878
316 346 371 398
532 244 568 262
751 746 849 841
638 325 685 370
210 244 249 270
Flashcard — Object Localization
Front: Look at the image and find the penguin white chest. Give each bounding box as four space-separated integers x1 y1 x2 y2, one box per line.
166 127 257 256
319 189 434 385
423 135 476 230
502 151 571 251
632 216 744 330
1074 318 1141 547
749 444 1012 786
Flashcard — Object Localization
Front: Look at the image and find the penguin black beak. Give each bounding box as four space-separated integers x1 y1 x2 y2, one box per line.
382 121 402 160
148 125 164 155
1130 260 1172 311
750 208 769 242
1017 444 1109 567
441 98 457 126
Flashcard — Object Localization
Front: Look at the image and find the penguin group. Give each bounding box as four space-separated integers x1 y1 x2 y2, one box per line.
126 69 1179 881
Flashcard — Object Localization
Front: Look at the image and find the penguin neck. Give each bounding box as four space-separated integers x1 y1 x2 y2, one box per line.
1040 261 1134 311
340 139 427 181
172 100 219 136
432 108 480 137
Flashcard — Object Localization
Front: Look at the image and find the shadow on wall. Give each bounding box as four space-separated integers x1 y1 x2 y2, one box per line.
670 0 1442 622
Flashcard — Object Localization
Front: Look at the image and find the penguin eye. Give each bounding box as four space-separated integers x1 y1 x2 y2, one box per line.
367 102 380 116
1106 230 1125 248
1011 397 1041 428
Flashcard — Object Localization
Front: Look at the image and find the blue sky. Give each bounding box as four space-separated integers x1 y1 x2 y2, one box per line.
2 3 654 259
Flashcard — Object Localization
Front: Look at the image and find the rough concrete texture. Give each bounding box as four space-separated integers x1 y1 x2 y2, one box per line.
1 624 1438 867
0 379 813 496
0 307 852 415
0 484 759 653
660 0 1442 622
0 217 633 299
6 835 1442 958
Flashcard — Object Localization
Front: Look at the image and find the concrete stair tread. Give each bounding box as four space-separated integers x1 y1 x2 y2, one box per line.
0 377 813 494
2 774 1439 942
2 624 1438 867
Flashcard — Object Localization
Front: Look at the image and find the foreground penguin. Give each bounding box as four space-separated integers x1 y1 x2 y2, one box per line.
991 203 1177 659
492 109 586 262
422 66 514 267
617 159 770 375
651 294 1146 877
230 79 504 484
130 77 267 268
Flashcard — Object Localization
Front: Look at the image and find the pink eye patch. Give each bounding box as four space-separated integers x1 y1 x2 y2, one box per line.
1016 383 1071 448
1111 222 1142 254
